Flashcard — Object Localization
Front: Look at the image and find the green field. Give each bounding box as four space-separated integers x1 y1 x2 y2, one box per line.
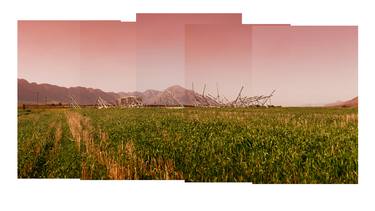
18 107 358 183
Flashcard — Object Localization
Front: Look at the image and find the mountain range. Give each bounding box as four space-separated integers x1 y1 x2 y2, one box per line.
18 78 211 106
18 79 358 107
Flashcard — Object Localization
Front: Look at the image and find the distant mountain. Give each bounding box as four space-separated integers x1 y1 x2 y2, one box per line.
148 85 198 105
105 84 217 106
325 97 358 108
18 79 120 105
18 79 213 106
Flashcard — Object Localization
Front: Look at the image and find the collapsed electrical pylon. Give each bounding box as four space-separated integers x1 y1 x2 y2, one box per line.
97 96 110 109
190 83 276 108
230 89 276 107
69 96 80 109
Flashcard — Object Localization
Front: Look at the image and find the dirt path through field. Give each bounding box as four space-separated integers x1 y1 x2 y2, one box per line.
65 110 183 180
65 110 130 179
65 111 82 149
51 121 62 154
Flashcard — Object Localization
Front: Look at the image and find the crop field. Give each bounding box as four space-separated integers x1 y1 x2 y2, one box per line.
18 107 358 183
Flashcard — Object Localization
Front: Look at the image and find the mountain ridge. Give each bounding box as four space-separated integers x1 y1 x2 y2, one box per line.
18 78 201 106
18 78 358 107
325 97 358 108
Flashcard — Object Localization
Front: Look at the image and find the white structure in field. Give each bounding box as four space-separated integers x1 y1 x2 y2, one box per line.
97 96 110 109
117 96 143 108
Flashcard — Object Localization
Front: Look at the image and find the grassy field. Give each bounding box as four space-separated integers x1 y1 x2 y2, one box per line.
18 107 358 183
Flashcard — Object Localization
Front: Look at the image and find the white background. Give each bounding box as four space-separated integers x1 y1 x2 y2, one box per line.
0 0 374 210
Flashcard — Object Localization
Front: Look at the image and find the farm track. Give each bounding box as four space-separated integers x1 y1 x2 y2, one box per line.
66 111 126 179
65 111 183 180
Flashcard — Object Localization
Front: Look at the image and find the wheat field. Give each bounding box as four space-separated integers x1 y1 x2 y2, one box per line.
17 107 358 183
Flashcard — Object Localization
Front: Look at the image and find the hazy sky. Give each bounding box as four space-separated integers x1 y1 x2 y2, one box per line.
80 21 136 92
185 24 252 100
135 13 242 91
250 25 357 106
18 14 357 106
18 21 81 88
18 20 136 93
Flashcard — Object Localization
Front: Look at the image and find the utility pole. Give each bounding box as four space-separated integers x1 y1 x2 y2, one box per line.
36 92 39 105
202 84 206 97
216 83 220 101
234 86 244 106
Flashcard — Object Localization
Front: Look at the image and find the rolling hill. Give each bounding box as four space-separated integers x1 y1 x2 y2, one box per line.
325 97 358 108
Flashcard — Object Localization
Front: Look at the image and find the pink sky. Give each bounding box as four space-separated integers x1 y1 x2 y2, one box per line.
80 21 136 92
18 15 357 106
18 21 81 88
250 25 357 106
185 24 252 99
135 13 242 91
